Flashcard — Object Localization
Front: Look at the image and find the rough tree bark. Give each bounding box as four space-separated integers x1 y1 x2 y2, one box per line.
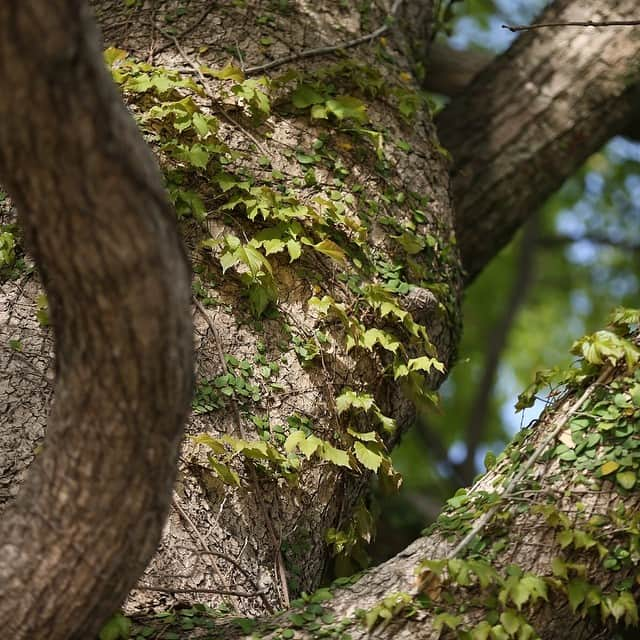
0 2 193 639
439 0 640 282
1 0 640 639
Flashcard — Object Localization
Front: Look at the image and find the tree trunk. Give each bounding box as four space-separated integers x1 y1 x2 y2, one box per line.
1 0 640 638
0 2 193 639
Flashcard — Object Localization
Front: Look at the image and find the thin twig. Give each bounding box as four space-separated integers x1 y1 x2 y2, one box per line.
172 492 229 590
161 30 269 156
450 365 613 559
154 2 219 56
175 544 274 612
244 0 404 76
503 19 640 33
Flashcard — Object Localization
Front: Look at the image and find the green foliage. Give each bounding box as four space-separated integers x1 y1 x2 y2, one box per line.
99 613 131 640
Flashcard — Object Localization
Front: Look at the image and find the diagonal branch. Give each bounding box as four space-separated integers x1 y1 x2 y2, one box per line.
437 0 640 283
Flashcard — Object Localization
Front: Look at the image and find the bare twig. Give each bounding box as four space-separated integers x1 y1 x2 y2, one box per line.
175 545 274 612
154 2 219 56
244 0 404 76
172 492 228 587
450 365 613 559
503 19 640 33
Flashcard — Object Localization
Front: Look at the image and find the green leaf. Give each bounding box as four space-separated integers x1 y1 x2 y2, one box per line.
433 613 461 632
205 63 244 82
616 470 636 489
321 442 351 468
310 104 328 119
335 390 375 414
325 96 368 123
286 239 302 262
298 435 322 458
284 430 307 453
499 610 520 635
362 328 400 353
407 356 445 374
99 613 131 640
353 442 382 472
313 238 346 263
193 433 226 455
291 84 325 108
209 460 241 486
567 578 588 612
600 460 620 476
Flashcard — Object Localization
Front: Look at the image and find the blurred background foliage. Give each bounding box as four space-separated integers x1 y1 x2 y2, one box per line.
372 0 640 560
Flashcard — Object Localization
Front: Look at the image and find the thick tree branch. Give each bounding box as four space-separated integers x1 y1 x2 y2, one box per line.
438 0 640 282
0 2 193 638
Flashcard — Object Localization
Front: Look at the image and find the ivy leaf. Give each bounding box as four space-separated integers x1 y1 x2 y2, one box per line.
308 295 334 315
284 430 307 454
298 435 322 458
193 433 226 455
600 460 620 476
219 251 237 273
353 442 382 472
209 460 241 486
320 442 351 468
325 96 368 124
313 239 346 263
261 238 286 255
499 610 520 635
310 104 328 119
616 470 636 489
99 614 131 640
286 239 302 262
335 390 375 414
567 578 589 612
205 63 244 82
362 328 400 353
291 84 325 108
407 356 445 374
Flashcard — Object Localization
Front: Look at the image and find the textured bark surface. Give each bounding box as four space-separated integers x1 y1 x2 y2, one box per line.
2 0 463 621
132 358 640 640
439 0 640 282
0 2 193 639
2 1 640 638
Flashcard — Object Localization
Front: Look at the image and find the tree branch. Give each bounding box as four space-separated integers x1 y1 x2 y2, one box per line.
438 0 640 283
503 18 640 32
0 2 193 638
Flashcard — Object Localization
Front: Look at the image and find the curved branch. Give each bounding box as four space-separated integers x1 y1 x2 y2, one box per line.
0 2 193 639
438 0 640 282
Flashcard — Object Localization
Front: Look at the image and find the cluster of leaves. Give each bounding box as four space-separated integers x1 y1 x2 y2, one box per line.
193 396 401 491
105 46 457 576
549 368 640 491
100 603 236 640
517 308 640 411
